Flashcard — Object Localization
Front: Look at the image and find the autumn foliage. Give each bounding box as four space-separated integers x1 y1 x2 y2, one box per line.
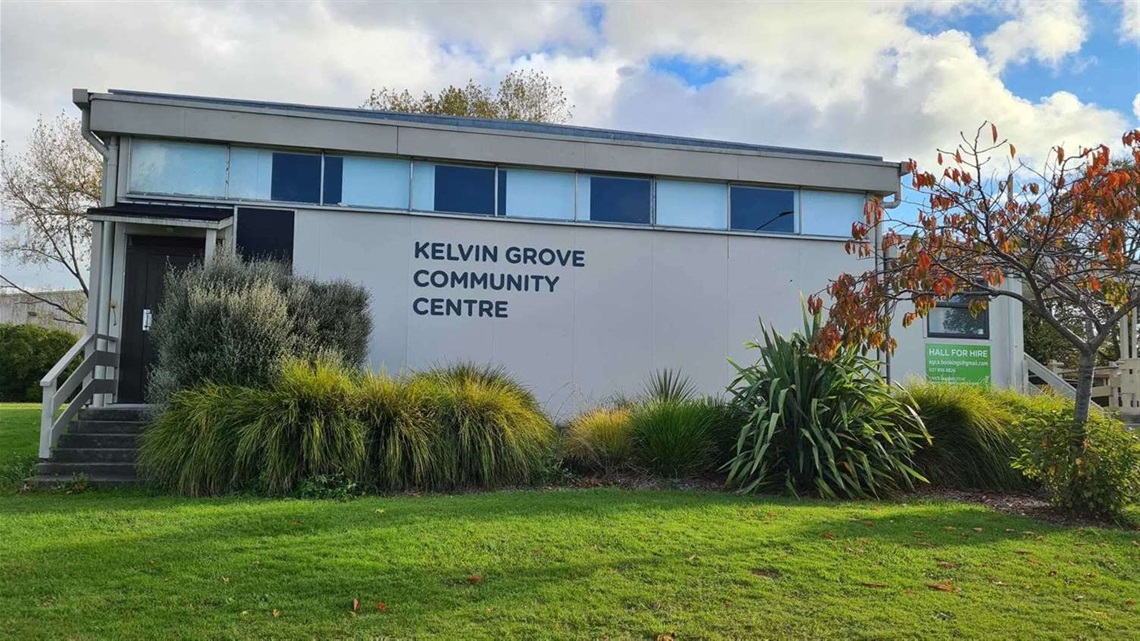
808 124 1140 514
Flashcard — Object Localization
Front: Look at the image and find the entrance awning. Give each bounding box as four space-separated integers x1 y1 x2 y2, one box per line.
87 202 234 230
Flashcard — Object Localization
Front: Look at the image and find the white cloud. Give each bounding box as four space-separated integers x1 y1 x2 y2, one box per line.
1117 0 1140 44
980 0 1087 71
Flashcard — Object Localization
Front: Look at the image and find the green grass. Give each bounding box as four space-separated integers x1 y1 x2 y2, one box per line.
2 403 1139 639
0 402 40 490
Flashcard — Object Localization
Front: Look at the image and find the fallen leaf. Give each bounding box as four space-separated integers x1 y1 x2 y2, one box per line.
1027 557 1038 564
942 526 956 532
972 528 984 533
913 531 925 538
240 610 250 616
927 580 957 593
221 576 230 584
991 580 1007 586
656 635 675 641
1004 528 1015 533
821 531 836 540
861 582 888 588
752 568 781 579
272 609 281 618
688 554 700 562
467 575 483 584
1126 599 1135 606
1073 595 1085 602
352 598 360 612
376 602 388 612
937 561 957 569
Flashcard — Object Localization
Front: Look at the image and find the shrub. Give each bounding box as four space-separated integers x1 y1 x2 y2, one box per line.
562 406 635 473
148 251 371 405
0 323 78 401
725 310 929 498
1008 399 1140 520
414 361 542 413
235 358 368 495
904 382 1029 490
630 399 724 477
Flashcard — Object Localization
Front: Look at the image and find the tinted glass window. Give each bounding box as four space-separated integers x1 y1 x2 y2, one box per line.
322 156 343 205
129 140 227 197
339 156 410 208
730 186 796 233
583 176 651 225
236 208 294 264
498 168 575 220
434 164 495 215
270 152 322 203
655 180 727 229
928 296 989 338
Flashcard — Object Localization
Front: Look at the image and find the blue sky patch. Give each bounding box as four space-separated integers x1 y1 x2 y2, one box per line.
649 55 738 89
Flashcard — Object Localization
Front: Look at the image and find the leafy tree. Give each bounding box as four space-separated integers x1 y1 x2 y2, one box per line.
808 124 1140 514
1 113 101 324
363 69 572 123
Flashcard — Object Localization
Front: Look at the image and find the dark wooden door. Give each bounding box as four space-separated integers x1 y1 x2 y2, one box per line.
118 235 204 403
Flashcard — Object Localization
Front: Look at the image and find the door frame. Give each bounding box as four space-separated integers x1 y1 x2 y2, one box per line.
115 232 207 403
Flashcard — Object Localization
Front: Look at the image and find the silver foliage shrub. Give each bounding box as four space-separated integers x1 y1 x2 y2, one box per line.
147 250 371 406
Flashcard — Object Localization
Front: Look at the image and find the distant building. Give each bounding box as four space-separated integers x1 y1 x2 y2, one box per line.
0 289 85 334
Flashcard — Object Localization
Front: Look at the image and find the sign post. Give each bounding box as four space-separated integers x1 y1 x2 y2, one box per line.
925 343 991 384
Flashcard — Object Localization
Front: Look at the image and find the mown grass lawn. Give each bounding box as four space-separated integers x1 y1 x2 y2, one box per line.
1 404 1138 640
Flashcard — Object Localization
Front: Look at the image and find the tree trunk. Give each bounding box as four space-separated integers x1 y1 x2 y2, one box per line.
1068 349 1096 512
1071 349 1095 435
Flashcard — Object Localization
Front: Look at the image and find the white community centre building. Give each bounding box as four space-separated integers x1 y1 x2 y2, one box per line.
37 88 1140 461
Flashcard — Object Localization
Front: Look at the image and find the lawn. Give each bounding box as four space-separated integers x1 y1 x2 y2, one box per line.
1 404 1138 640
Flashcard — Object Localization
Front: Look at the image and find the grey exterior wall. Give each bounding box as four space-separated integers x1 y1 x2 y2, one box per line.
292 208 866 416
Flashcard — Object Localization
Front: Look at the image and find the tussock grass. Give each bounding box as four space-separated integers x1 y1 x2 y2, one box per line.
905 381 1028 491
561 407 635 473
141 361 554 496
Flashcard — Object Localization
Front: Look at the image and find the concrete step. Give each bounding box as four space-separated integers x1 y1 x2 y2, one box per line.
36 461 137 478
57 433 138 449
51 448 136 463
80 406 151 422
24 474 139 489
73 419 147 435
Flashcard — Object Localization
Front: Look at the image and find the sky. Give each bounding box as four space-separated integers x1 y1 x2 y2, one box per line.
2 0 1139 291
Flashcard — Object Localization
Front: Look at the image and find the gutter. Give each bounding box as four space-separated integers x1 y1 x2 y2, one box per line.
72 89 107 158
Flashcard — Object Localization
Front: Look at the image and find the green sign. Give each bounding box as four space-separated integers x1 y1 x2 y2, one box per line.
925 343 991 384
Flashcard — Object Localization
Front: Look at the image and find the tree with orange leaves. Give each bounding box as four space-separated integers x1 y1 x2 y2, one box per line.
808 124 1140 507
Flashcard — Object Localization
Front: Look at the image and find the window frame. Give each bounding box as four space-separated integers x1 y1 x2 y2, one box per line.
727 183 800 235
926 294 991 340
576 172 654 226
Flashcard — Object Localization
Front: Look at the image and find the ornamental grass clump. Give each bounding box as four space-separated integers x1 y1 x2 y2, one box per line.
629 399 720 478
234 357 368 495
138 382 265 496
355 374 443 491
725 309 929 499
561 406 635 474
904 382 1029 490
417 366 555 488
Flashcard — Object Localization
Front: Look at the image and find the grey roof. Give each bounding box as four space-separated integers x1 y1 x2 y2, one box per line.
106 89 883 162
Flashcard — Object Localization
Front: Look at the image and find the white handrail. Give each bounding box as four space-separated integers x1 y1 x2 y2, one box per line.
39 333 120 459
1025 353 1076 400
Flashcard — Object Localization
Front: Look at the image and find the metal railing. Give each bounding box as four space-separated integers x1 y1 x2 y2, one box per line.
39 333 119 459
